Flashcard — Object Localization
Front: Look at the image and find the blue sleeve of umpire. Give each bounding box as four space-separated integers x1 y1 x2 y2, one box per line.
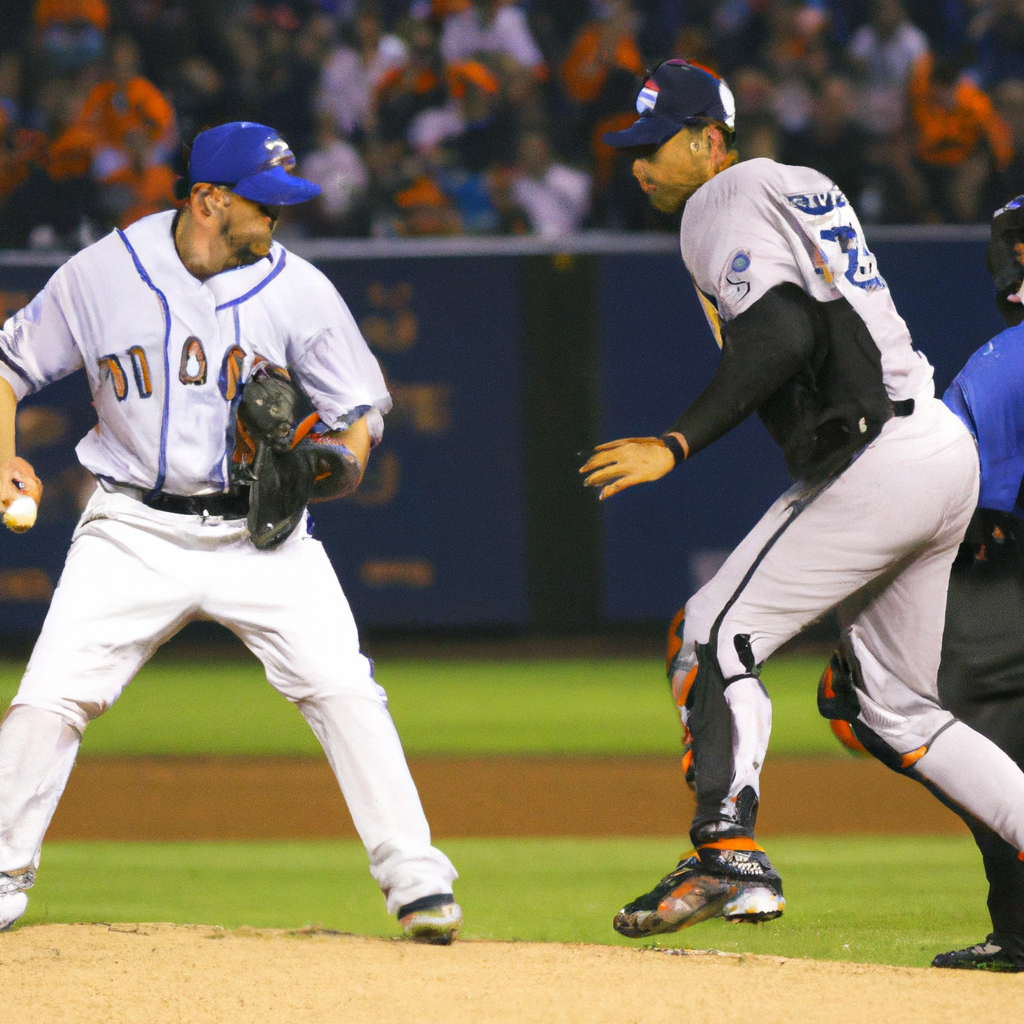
943 322 1024 518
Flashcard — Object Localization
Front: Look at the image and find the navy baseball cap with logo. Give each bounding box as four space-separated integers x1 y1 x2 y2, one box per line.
183 121 321 205
603 60 736 149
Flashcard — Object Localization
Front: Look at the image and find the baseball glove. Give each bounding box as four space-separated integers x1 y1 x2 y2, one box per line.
235 361 361 550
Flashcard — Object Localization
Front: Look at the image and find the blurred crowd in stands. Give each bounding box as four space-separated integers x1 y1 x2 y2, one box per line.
0 0 1023 246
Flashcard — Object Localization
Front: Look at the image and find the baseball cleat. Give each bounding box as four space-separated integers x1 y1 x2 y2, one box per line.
0 890 28 931
398 893 462 945
721 884 785 923
613 841 784 938
931 934 1024 972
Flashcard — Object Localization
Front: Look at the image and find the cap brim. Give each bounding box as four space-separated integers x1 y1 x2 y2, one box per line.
602 115 684 149
232 165 321 206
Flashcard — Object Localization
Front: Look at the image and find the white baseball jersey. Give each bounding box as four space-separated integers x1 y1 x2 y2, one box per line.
0 210 390 496
680 158 934 402
0 210 457 919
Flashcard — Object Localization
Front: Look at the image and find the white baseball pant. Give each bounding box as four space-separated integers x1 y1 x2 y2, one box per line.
0 487 457 914
672 395 1024 851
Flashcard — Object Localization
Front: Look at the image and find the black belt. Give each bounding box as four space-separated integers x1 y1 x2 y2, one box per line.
892 398 915 417
142 487 250 519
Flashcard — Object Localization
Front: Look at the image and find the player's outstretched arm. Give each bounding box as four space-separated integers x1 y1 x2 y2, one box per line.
581 284 817 501
580 437 676 500
0 377 42 525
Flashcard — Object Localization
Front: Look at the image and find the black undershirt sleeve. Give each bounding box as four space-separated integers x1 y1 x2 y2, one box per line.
665 282 816 459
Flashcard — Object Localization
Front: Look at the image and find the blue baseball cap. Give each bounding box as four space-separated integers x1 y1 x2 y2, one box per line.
186 122 321 206
603 60 736 149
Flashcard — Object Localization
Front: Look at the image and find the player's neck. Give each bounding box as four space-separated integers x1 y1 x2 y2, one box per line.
173 209 226 282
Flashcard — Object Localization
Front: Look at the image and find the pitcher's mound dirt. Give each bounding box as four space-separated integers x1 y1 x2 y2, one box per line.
1 923 1018 1024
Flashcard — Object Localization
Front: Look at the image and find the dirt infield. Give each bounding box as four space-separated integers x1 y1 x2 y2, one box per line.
12 758 993 1021
1 923 1018 1024
47 755 966 839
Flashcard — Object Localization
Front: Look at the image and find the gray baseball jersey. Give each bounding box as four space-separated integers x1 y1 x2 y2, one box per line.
681 158 932 402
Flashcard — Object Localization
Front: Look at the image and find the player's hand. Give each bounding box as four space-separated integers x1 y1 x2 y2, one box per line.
580 437 676 500
1 456 42 511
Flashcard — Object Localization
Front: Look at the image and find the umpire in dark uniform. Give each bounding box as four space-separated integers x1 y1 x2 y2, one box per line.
929 198 1024 971
933 507 1024 970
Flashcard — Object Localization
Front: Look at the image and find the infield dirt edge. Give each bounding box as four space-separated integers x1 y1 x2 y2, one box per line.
48 754 967 840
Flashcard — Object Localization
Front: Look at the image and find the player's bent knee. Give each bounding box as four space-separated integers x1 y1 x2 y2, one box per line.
667 609 697 712
6 699 92 736
281 670 387 706
817 635 939 772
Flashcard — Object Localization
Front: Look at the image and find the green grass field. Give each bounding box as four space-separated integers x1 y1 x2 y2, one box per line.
0 653 838 757
19 836 989 967
0 653 995 966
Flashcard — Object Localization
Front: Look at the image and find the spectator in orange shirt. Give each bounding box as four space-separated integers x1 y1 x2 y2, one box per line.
562 0 644 108
562 1 644 224
48 33 178 229
909 51 1015 221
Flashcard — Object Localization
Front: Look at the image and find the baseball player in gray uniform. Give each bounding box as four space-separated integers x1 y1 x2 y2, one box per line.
582 60 1024 938
0 121 461 943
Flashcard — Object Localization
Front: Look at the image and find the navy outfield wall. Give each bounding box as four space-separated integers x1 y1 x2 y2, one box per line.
0 229 1002 632
0 249 530 631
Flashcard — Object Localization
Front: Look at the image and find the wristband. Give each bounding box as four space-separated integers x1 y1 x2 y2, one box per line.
661 432 689 465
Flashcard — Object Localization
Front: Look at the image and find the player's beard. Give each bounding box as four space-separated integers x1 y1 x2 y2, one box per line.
221 224 274 268
229 242 272 267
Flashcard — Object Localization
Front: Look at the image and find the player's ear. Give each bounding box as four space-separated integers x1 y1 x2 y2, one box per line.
191 184 228 220
190 183 212 214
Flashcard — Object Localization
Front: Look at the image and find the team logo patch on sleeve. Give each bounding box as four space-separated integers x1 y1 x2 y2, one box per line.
723 249 752 303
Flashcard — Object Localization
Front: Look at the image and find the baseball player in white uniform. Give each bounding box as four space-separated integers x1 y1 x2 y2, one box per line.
582 60 1024 937
0 121 461 943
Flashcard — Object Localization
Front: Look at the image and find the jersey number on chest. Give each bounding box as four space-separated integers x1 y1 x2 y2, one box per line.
97 337 221 401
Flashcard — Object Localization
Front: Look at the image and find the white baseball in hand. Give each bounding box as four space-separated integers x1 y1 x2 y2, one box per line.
4 495 38 532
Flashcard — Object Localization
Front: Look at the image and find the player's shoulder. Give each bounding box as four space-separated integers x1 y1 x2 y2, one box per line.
954 322 1024 391
119 209 177 248
686 159 781 216
690 160 846 238
976 321 1024 362
59 229 123 276
56 211 174 287
97 209 180 275
273 242 342 297
211 241 348 321
684 160 787 237
704 158 832 197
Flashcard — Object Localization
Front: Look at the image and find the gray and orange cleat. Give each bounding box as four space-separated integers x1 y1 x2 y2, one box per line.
932 934 1024 972
398 893 462 945
613 840 785 938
